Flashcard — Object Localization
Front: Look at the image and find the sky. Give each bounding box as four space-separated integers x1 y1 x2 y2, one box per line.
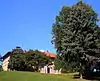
0 0 100 56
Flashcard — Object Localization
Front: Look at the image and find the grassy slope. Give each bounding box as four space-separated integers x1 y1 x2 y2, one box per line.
0 71 89 81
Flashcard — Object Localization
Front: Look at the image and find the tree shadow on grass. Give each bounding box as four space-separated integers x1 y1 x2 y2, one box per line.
73 74 100 81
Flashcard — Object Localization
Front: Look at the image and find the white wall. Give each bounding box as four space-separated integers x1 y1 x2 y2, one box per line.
2 56 10 71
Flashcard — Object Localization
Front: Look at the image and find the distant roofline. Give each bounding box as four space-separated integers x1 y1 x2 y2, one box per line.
2 52 11 60
41 51 57 58
2 50 57 60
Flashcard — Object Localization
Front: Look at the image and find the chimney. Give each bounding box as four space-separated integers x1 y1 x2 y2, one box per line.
47 50 49 53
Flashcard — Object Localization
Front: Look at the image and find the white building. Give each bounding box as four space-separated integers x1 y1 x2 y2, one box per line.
2 52 11 71
2 50 61 74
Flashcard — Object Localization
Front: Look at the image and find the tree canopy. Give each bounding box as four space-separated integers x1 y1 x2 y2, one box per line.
8 47 51 72
52 1 100 72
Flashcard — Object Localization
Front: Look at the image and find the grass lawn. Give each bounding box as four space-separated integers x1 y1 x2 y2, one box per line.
0 71 89 81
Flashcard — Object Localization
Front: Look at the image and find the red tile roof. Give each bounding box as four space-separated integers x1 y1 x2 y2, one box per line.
43 51 56 58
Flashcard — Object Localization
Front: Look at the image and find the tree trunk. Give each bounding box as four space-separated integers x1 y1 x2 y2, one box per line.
79 63 83 79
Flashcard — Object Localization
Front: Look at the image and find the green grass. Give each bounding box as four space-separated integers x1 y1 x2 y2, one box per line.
0 71 89 81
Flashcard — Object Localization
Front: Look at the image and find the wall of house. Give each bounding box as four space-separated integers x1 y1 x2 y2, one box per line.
2 56 10 71
40 64 61 74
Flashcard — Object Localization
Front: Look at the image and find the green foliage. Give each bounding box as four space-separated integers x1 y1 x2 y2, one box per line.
0 65 3 71
0 54 3 67
24 50 51 72
52 1 100 72
54 55 63 70
8 47 51 72
8 47 26 71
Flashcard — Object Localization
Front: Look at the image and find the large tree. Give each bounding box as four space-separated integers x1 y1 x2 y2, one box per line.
52 1 100 73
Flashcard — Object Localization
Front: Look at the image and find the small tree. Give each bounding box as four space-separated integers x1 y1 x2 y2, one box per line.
25 50 51 72
8 48 51 72
8 47 24 71
0 54 3 71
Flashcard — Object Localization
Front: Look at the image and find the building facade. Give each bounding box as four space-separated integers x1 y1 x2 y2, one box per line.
2 50 61 74
2 52 11 71
40 62 61 74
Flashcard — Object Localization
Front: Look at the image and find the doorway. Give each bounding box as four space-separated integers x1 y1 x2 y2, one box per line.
47 67 50 73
